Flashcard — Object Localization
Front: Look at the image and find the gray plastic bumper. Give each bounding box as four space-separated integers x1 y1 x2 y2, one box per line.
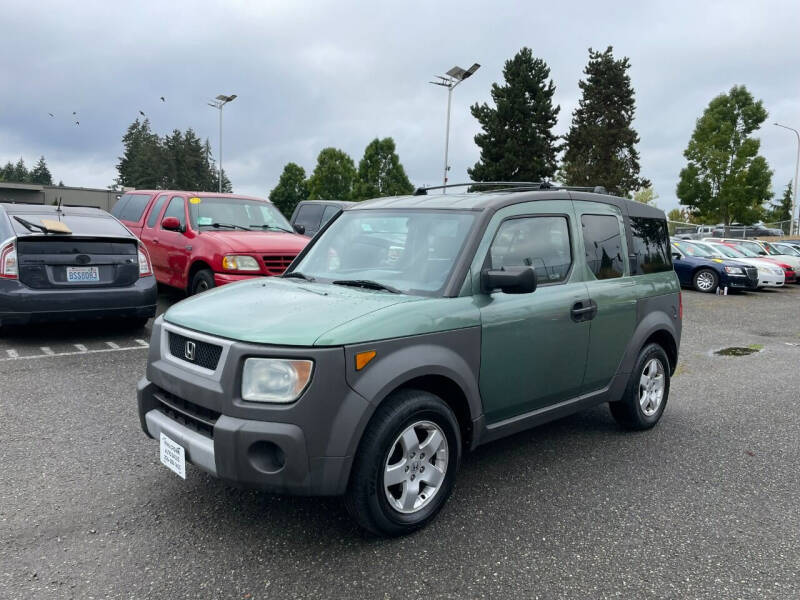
144 409 217 476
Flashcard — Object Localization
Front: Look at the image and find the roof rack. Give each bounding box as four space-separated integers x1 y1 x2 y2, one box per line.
412 181 608 196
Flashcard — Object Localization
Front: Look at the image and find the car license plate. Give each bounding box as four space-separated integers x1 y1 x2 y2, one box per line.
159 433 186 479
66 266 99 282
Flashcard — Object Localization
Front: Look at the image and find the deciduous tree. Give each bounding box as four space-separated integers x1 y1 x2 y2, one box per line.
307 147 356 200
561 47 648 196
353 138 414 200
269 163 309 217
676 85 772 226
468 47 560 183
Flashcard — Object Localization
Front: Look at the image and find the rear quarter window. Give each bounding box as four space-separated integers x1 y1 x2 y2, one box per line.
294 204 324 231
112 193 152 223
581 214 625 279
629 217 672 275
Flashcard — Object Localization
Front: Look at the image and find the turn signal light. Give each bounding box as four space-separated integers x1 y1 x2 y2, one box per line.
355 350 376 371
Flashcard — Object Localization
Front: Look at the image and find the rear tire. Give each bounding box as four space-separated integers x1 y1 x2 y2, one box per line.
609 343 670 430
190 269 215 295
345 389 461 536
693 268 718 293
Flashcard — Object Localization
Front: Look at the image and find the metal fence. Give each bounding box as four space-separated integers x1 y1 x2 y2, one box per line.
667 220 798 240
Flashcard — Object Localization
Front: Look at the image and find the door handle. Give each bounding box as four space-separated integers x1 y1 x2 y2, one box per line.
571 300 598 322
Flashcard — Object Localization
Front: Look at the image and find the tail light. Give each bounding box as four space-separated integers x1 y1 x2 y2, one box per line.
0 241 17 279
138 245 153 277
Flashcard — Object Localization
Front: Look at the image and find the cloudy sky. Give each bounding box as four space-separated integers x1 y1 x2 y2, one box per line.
1 0 798 214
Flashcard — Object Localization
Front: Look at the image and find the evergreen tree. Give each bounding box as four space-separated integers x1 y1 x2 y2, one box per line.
468 48 560 183
269 163 309 217
12 158 29 183
116 119 163 189
307 147 356 200
766 180 793 228
352 137 414 200
561 47 649 196
29 156 53 185
676 85 772 226
0 162 14 182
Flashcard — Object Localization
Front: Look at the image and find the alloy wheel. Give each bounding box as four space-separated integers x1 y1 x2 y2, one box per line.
639 358 665 417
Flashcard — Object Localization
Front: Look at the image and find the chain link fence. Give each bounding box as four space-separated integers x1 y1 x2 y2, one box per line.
667 219 798 240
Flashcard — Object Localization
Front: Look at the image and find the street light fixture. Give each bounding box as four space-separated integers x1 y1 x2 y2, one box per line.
207 94 237 192
430 63 480 193
774 123 799 236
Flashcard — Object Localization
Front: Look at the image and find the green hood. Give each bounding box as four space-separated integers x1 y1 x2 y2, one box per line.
163 277 420 346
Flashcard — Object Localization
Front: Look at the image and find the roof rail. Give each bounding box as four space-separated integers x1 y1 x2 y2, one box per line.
412 181 609 196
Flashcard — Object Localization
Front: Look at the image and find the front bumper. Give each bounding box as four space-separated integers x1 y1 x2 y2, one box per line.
212 272 266 286
136 318 372 496
0 276 157 325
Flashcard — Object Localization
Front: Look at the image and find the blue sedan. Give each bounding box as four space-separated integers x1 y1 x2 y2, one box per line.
670 241 758 293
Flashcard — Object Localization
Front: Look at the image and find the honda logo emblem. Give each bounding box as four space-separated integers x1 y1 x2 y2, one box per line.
184 341 196 361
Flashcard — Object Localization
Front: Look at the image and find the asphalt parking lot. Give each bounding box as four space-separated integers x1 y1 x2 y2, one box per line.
2 286 799 599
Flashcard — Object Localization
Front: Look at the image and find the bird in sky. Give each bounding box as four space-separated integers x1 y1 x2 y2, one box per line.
160 96 165 102
72 111 77 115
48 112 54 117
74 121 80 126
139 110 146 117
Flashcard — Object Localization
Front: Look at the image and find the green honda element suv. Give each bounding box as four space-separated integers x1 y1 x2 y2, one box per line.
137 183 681 535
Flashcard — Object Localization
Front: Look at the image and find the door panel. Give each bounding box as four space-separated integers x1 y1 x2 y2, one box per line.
474 201 591 424
152 196 191 288
573 201 638 393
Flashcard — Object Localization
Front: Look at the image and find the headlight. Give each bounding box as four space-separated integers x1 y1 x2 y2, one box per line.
222 255 260 271
242 358 313 403
724 266 743 274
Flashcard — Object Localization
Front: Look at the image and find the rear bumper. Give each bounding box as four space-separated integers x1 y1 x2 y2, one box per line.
0 276 157 325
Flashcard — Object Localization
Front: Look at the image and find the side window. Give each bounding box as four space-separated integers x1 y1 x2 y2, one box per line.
629 217 672 274
115 193 151 223
320 205 341 227
146 194 169 228
581 214 625 280
162 196 186 229
488 216 572 284
295 204 324 231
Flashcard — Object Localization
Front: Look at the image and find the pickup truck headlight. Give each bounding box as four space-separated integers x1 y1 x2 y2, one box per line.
242 358 313 403
222 255 260 271
723 266 744 274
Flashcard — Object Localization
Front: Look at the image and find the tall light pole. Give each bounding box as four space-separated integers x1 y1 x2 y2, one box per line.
774 123 799 236
208 94 237 192
430 63 480 193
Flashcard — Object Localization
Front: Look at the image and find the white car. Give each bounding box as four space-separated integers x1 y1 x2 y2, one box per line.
707 238 800 273
694 241 785 288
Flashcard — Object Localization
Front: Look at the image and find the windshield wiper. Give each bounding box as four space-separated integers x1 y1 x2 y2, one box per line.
250 224 293 233
205 222 251 231
332 279 401 293
13 215 67 234
284 271 315 282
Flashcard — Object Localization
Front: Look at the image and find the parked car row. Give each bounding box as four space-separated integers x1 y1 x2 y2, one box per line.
670 237 800 293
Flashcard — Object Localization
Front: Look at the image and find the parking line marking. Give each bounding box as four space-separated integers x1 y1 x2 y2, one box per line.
0 345 148 362
105 341 120 349
41 347 55 355
6 349 19 358
74 344 88 352
135 339 148 347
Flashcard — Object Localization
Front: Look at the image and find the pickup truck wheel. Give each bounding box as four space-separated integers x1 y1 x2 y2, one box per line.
345 389 461 536
190 269 215 295
693 268 718 293
609 342 670 430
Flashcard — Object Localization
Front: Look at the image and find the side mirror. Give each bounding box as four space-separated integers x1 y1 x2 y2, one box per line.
161 217 183 232
671 252 681 260
293 223 306 235
481 266 537 295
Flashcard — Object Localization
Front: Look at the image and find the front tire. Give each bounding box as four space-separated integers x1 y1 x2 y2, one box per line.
190 269 215 295
693 268 718 293
609 343 670 430
345 389 461 536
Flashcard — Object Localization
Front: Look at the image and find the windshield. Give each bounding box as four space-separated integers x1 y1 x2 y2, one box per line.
709 244 743 259
289 209 477 296
774 243 800 256
736 241 766 255
674 241 713 257
188 196 291 232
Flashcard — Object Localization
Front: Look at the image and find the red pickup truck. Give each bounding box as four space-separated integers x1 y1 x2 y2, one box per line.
112 191 309 294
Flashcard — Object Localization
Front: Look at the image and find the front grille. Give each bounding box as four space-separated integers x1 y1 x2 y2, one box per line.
168 332 222 370
261 254 295 275
154 389 220 438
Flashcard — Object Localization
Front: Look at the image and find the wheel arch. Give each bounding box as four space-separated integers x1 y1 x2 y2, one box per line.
186 260 212 292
